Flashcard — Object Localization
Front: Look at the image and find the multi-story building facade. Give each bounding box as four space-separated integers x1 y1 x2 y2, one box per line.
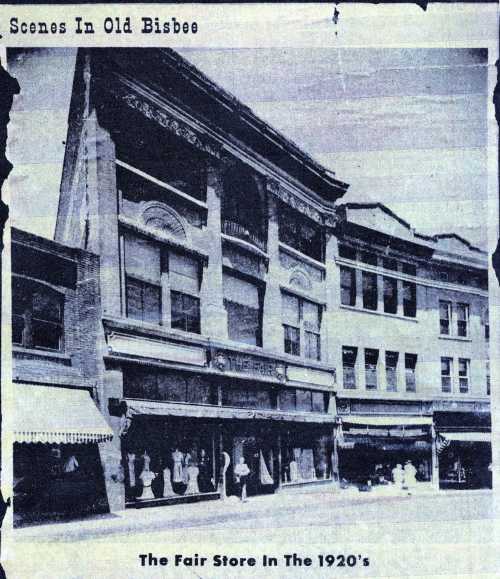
12 49 490 524
11 227 113 525
333 203 491 490
54 48 349 512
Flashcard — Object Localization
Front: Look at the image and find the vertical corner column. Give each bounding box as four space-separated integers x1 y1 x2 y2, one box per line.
324 229 339 367
100 367 126 513
431 425 440 491
200 162 228 339
262 193 283 352
85 111 121 318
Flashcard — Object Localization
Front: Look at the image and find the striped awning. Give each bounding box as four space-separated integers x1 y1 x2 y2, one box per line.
124 399 336 424
14 384 114 444
441 431 491 443
341 415 433 427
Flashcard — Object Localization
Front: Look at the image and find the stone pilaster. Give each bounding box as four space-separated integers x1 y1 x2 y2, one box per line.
324 230 339 367
262 194 283 352
84 111 121 318
200 163 227 339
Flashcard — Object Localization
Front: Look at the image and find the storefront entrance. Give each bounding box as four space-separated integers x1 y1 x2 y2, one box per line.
438 440 492 490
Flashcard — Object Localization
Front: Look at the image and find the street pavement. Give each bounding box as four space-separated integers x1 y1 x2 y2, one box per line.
4 487 499 579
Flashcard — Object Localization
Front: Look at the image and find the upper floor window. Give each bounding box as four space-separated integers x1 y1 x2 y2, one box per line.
365 348 379 390
456 303 469 337
340 266 356 307
385 351 398 391
458 358 470 393
487 360 491 395
278 388 327 413
383 277 398 314
402 263 416 276
12 278 64 351
342 346 357 389
362 271 378 311
383 257 398 271
405 353 417 392
441 357 453 393
402 281 416 318
279 202 324 262
123 233 201 333
224 272 263 346
222 165 266 251
360 250 378 266
439 300 451 335
282 293 321 360
168 252 201 334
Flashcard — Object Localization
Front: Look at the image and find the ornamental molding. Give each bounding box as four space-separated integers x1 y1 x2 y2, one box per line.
121 93 222 159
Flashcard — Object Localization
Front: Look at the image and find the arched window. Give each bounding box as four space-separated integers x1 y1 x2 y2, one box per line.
221 165 266 251
12 277 64 351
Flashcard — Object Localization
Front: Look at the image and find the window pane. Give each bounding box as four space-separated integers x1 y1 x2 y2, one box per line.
187 376 215 404
226 301 260 346
223 274 260 307
302 300 320 332
312 391 326 413
125 277 143 321
279 389 296 411
441 357 452 393
282 293 300 326
126 277 161 324
342 346 357 389
403 281 416 317
143 283 162 324
405 354 417 393
32 320 62 350
386 351 398 392
402 263 416 276
439 300 450 335
365 349 378 390
284 325 300 356
457 303 469 337
340 266 356 306
157 372 186 401
305 331 320 361
171 291 200 333
169 252 199 295
383 277 397 314
296 389 313 412
362 272 378 310
360 251 377 266
12 314 24 345
32 290 62 323
124 234 161 283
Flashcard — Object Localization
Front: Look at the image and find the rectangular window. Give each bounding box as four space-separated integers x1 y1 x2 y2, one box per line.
487 360 491 396
364 348 379 390
312 391 327 413
168 252 201 334
224 273 262 346
296 389 313 412
458 358 470 393
12 278 64 351
278 389 296 411
342 346 357 389
340 266 356 306
383 277 398 314
405 353 417 392
222 384 273 410
124 234 162 324
439 300 451 335
360 250 378 266
385 351 399 392
362 271 378 311
338 244 356 261
441 357 453 393
282 293 321 361
402 281 416 318
456 303 469 337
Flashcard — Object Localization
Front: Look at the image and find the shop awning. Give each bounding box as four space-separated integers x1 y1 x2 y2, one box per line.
123 399 336 424
341 415 433 427
14 384 114 444
441 431 491 442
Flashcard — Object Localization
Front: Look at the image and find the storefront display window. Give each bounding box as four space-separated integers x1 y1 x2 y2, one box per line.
277 388 327 413
281 428 331 484
222 383 274 410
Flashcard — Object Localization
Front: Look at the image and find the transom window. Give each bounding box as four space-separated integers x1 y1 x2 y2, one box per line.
282 293 322 360
12 278 64 351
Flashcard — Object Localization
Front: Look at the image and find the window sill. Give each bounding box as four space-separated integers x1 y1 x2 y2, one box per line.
13 345 72 362
221 233 269 259
438 335 472 343
339 304 418 323
279 242 326 271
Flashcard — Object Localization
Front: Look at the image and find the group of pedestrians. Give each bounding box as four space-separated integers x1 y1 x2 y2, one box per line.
392 460 417 494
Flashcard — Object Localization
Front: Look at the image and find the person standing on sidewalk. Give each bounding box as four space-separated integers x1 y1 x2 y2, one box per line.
234 457 250 502
392 463 404 493
404 460 417 495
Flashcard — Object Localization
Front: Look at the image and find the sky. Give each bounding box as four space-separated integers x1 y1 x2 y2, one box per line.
7 45 489 248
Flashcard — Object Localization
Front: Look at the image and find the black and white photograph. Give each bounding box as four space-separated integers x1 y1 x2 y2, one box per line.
0 3 498 578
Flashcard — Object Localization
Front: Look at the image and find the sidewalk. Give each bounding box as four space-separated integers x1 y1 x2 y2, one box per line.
13 484 492 543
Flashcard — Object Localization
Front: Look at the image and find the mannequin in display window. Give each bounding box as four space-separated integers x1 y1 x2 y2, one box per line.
162 466 175 497
127 453 136 488
172 448 184 484
138 451 156 500
185 460 200 494
289 460 299 483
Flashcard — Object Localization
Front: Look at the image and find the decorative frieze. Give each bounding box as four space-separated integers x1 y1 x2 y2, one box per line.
121 93 221 159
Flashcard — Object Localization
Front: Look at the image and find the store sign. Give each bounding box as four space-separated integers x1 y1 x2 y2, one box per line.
212 349 285 380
